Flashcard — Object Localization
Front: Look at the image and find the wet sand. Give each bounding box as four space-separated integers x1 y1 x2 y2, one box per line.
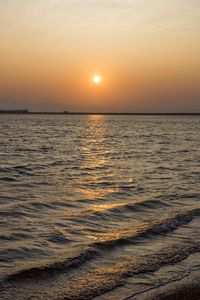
140 271 200 300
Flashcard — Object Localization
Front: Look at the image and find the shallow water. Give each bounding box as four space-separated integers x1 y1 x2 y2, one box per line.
0 115 199 299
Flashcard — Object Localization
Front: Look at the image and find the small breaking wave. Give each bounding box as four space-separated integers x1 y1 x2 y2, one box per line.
3 242 200 300
5 207 200 282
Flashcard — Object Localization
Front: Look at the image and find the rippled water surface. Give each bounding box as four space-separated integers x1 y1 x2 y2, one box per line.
0 115 200 299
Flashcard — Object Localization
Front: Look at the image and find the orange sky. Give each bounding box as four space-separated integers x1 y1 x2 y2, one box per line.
0 0 200 112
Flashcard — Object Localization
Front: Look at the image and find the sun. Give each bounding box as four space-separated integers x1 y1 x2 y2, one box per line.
93 75 102 85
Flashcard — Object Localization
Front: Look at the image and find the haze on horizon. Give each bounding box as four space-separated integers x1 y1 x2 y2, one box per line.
0 0 200 112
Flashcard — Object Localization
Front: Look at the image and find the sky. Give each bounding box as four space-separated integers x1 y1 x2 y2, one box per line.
0 0 200 112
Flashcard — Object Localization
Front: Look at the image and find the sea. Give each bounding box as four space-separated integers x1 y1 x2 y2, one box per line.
0 114 200 299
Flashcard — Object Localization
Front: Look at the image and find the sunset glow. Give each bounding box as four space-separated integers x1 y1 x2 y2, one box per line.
0 0 200 112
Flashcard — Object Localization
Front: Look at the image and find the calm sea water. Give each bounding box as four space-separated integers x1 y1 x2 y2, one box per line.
0 115 200 299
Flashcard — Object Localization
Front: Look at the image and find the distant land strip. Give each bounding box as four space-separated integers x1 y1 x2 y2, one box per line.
0 110 200 116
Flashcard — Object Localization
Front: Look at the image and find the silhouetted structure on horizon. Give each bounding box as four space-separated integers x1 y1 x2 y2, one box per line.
0 109 29 114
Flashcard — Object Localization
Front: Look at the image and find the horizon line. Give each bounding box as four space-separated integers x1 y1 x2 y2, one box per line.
0 110 200 116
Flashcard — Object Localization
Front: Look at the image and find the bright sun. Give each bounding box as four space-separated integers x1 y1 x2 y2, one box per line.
93 75 102 84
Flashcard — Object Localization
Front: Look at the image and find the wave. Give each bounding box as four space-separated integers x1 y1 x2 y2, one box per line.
5 247 99 281
5 207 200 282
88 198 169 218
93 207 200 248
0 177 18 182
3 242 200 300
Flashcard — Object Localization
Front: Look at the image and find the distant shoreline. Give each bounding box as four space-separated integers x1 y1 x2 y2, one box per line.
0 110 200 116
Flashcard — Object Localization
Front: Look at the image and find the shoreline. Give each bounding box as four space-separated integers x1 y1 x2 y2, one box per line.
139 271 200 300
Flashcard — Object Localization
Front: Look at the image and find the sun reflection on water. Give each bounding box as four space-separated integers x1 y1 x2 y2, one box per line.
76 115 118 204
